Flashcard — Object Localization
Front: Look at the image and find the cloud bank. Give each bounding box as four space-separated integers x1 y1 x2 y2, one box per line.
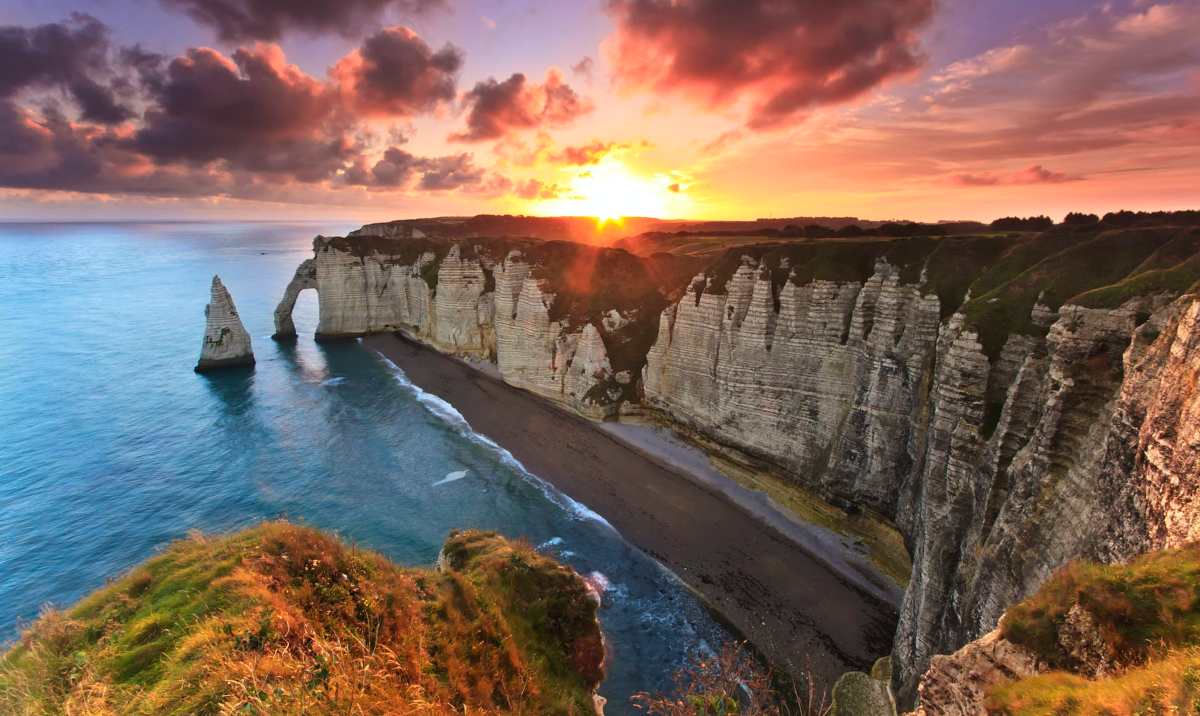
0 12 594 204
604 0 934 128
160 0 447 42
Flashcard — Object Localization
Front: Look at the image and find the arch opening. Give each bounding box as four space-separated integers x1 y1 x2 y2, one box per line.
272 259 317 340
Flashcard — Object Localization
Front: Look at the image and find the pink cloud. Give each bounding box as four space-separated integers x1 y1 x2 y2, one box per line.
331 26 462 117
603 0 935 128
953 165 1080 187
451 69 592 142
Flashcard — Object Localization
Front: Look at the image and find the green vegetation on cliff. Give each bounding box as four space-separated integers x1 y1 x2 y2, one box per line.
988 544 1200 715
0 522 603 715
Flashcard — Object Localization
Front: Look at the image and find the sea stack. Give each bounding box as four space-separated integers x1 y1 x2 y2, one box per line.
195 275 255 372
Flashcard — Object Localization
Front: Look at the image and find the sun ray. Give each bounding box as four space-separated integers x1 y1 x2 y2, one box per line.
530 156 688 223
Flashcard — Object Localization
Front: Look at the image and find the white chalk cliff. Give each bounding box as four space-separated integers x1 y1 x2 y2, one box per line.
196 275 254 372
278 228 1200 707
642 256 1200 704
275 237 624 417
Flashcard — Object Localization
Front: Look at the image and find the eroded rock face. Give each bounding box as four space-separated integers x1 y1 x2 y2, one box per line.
272 258 316 339
644 258 940 515
642 254 1200 704
277 238 622 417
278 233 1200 704
908 629 1042 716
196 275 254 372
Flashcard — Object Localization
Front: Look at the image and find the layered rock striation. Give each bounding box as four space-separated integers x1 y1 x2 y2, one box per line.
641 234 1200 703
196 275 254 372
278 225 1200 706
275 236 662 417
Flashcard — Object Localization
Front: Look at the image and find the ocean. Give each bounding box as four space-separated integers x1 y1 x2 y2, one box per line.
0 221 729 709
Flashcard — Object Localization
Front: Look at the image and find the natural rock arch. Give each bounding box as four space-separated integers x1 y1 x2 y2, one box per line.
272 259 317 340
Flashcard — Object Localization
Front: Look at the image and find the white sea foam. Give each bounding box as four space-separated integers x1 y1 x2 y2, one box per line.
377 354 616 532
320 376 347 386
432 469 468 486
537 536 565 550
586 570 611 592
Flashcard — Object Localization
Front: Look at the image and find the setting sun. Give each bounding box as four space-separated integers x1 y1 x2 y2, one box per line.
532 156 688 222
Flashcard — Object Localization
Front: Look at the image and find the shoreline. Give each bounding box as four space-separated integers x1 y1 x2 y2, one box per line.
596 420 906 607
364 332 898 685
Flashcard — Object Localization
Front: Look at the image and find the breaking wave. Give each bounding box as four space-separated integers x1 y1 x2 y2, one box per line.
377 354 616 532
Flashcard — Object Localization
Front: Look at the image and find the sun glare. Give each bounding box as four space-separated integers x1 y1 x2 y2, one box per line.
532 157 687 223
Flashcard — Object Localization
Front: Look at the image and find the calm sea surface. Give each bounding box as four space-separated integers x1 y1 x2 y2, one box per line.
0 222 728 710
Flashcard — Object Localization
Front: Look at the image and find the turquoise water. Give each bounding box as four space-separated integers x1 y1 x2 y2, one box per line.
0 222 727 710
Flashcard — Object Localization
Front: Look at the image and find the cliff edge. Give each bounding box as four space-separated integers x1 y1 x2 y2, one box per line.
0 522 605 715
275 218 1200 705
911 543 1200 715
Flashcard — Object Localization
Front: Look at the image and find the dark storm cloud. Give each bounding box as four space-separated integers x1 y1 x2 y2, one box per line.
160 0 448 42
452 70 591 142
0 99 232 196
0 14 133 124
0 14 546 202
344 146 485 190
604 0 934 127
130 44 354 182
333 26 463 116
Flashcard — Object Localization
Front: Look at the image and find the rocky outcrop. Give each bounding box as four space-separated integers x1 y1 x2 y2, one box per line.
276 237 629 417
893 297 1200 700
272 259 316 339
644 257 940 515
907 629 1041 716
195 275 254 372
912 540 1200 714
642 250 1200 704
277 228 1200 705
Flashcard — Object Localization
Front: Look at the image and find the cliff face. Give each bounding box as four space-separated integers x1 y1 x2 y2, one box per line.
911 542 1200 715
277 226 1200 705
275 236 654 418
644 257 940 515
643 247 1200 701
196 275 254 372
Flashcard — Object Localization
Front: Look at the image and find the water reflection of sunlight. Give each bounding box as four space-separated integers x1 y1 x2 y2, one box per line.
287 289 330 382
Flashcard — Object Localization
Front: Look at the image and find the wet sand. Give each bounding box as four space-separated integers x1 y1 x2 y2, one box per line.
364 332 898 685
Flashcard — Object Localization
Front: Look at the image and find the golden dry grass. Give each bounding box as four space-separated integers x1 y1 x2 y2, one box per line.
0 522 603 715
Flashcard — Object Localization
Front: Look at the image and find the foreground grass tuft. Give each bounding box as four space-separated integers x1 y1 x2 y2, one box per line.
0 522 604 715
987 544 1200 715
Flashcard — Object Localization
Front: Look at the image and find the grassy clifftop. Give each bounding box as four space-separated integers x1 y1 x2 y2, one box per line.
0 522 604 715
988 544 1200 714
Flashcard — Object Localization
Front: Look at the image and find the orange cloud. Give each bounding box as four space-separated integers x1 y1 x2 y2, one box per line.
452 69 592 142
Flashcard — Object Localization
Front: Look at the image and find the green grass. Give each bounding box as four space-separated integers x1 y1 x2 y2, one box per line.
962 228 1184 359
0 522 603 715
979 544 1200 715
1001 544 1200 669
1071 253 1200 309
920 235 1021 318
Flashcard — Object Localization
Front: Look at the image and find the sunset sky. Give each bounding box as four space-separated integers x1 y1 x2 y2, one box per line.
2 0 1197 222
